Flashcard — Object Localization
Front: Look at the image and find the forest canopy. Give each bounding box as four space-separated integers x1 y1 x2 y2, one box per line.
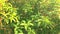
0 0 60 34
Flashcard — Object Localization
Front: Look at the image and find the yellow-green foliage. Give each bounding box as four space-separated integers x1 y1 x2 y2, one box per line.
0 0 18 24
1 0 60 34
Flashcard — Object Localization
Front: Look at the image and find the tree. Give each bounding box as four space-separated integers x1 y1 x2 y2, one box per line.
1 0 60 34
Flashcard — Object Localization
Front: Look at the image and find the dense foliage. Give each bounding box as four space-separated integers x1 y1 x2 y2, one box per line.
0 0 18 31
0 0 60 34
